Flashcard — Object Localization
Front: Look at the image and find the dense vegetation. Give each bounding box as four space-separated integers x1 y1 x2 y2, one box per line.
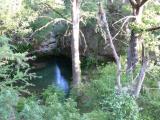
0 0 160 120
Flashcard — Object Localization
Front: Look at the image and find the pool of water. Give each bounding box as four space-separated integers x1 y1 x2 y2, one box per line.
30 56 72 93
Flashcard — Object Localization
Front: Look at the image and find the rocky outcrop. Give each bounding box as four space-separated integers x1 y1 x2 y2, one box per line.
56 26 124 60
34 24 125 60
34 32 57 56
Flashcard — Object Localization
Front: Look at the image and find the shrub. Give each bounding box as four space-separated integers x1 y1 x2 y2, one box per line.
0 88 19 120
42 85 65 103
82 110 110 120
18 98 44 120
138 96 160 120
101 92 139 120
0 35 34 92
43 86 81 120
77 64 116 111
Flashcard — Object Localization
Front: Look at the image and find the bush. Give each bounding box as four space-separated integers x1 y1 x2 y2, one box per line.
138 96 160 120
77 64 116 111
43 86 81 120
18 98 44 120
0 89 44 120
42 85 65 103
82 110 110 120
101 92 139 120
0 35 34 92
0 89 19 120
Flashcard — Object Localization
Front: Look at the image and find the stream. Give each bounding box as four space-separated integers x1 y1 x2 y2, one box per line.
30 56 72 94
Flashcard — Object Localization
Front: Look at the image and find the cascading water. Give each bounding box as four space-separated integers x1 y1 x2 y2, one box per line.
30 56 71 94
54 64 69 93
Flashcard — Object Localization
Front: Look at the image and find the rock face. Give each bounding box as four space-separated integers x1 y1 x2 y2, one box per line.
81 27 122 60
56 26 124 60
35 32 57 56
35 24 125 60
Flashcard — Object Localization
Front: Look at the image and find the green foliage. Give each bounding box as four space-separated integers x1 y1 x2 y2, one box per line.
77 63 140 120
144 63 160 88
101 92 139 120
0 1 160 120
81 56 98 69
138 96 160 120
79 64 116 111
0 36 34 91
42 86 80 120
16 97 26 112
44 96 80 120
18 98 44 120
0 87 81 120
30 17 53 41
138 64 160 120
82 110 110 120
0 88 44 120
42 85 65 102
15 42 34 53
0 88 19 120
0 0 37 37
143 1 160 27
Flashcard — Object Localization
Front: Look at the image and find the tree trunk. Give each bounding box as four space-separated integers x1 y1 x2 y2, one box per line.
126 30 138 73
132 57 148 97
104 19 122 91
127 0 149 97
126 4 144 73
71 0 81 86
97 2 122 91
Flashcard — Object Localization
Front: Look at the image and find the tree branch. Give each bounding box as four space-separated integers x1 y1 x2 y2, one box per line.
97 2 122 91
146 26 160 31
129 0 138 7
29 18 71 39
132 57 149 97
39 3 71 22
139 0 149 7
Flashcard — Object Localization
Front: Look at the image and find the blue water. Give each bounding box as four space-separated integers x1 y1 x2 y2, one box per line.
30 56 72 93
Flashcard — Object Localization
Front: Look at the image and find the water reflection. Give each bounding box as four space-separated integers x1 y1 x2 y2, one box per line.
54 64 69 93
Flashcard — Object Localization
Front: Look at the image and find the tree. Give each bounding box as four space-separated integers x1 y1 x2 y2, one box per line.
71 0 81 86
127 0 148 73
97 2 122 91
126 0 149 97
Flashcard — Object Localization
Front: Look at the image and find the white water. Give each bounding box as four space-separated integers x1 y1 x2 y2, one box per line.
54 64 69 93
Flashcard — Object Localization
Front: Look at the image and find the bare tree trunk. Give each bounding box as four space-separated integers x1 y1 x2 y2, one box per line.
126 30 139 73
132 57 148 97
127 0 149 97
105 22 122 91
97 2 122 91
71 0 81 86
127 1 144 73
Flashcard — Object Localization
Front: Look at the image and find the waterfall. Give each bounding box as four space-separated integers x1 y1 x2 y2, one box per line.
54 64 69 93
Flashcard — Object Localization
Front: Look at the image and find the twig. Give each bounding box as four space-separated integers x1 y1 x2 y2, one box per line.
112 15 136 26
39 3 71 22
29 18 72 39
110 16 136 41
80 30 88 54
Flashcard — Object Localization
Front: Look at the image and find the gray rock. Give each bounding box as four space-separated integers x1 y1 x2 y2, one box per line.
36 32 57 55
34 23 125 60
